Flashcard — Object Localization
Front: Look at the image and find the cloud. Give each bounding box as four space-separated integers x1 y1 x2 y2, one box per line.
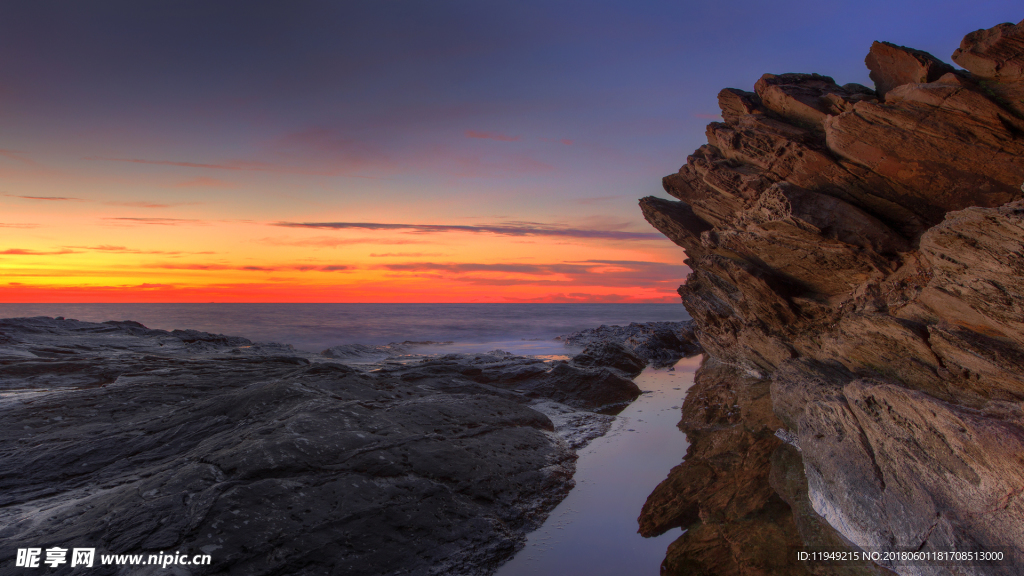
273 221 664 240
4 193 194 208
148 263 352 273
465 130 520 142
0 223 39 228
63 245 189 255
104 201 192 208
369 252 445 258
540 137 574 145
4 194 84 201
372 259 690 288
102 217 207 226
148 263 233 270
173 177 237 189
377 262 592 275
73 244 129 251
258 236 429 248
0 150 39 166
0 248 79 255
86 155 379 178
88 156 273 171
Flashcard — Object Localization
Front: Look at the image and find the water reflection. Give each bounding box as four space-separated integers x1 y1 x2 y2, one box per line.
495 356 702 576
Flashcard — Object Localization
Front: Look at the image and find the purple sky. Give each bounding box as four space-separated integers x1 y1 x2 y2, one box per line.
0 1 1020 302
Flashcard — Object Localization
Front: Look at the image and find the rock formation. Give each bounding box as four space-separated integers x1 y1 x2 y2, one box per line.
640 18 1024 576
0 316 658 576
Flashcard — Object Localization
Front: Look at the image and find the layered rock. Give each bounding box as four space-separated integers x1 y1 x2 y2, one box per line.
640 18 1024 576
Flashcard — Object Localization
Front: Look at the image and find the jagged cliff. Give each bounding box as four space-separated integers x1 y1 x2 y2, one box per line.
639 19 1024 576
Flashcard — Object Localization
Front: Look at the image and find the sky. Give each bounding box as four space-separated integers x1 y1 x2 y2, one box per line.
1 0 1020 303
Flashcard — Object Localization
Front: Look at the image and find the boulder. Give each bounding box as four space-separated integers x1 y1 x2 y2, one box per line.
865 41 957 98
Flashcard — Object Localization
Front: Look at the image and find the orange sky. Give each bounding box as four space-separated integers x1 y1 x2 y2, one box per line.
0 188 689 303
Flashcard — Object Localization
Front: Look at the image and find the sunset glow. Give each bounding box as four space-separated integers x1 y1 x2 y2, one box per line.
1 191 687 302
1 1 1016 302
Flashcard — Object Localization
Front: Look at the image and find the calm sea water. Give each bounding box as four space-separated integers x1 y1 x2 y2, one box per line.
0 303 689 355
496 357 700 576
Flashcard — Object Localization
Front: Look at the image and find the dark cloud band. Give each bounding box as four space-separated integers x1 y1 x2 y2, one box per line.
273 221 664 240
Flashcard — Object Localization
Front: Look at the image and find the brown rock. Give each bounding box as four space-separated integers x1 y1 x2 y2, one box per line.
916 201 1024 347
754 73 876 130
678 254 797 373
953 19 1024 117
952 19 1024 82
824 82 1024 226
639 360 812 576
718 88 765 123
641 18 1024 576
638 196 713 263
865 41 957 98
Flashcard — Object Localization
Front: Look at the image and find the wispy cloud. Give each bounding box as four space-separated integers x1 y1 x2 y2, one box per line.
104 201 194 208
540 137 574 145
0 248 79 255
258 235 429 248
377 262 593 275
466 130 520 142
88 156 276 171
0 150 39 166
148 263 352 273
62 245 192 255
5 193 194 208
273 221 663 240
70 244 129 251
86 156 377 178
372 259 689 288
102 217 208 226
0 223 39 228
369 252 445 258
4 193 85 201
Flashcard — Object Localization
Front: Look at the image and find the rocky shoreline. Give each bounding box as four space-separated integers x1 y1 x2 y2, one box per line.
639 18 1024 576
0 316 696 575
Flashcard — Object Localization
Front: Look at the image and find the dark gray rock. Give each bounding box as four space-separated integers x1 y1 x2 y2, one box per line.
557 321 701 367
570 341 646 377
0 317 629 576
373 350 641 411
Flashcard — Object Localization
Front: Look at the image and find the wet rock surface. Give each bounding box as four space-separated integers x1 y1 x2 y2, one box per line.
0 316 650 576
640 18 1024 576
557 321 700 367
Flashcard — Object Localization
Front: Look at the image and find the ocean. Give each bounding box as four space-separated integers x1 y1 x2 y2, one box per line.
0 303 690 355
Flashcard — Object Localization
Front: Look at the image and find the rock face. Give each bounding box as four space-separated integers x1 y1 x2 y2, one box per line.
0 317 647 576
640 19 1024 576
